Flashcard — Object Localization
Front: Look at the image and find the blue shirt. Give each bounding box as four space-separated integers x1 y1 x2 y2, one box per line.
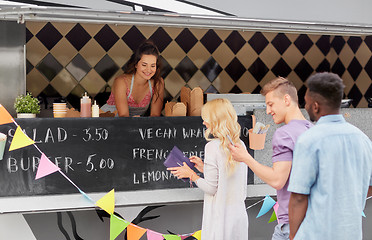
288 114 372 240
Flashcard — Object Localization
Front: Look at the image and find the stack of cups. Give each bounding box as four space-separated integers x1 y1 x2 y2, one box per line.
53 103 67 118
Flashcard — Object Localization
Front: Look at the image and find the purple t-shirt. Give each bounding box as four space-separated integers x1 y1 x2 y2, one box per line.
272 119 313 224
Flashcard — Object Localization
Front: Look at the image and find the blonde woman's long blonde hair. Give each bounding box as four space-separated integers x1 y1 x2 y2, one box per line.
201 98 241 173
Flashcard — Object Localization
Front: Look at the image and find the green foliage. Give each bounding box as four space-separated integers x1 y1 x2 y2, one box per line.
14 93 40 114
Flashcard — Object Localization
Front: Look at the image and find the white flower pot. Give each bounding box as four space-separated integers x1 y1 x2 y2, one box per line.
17 113 36 118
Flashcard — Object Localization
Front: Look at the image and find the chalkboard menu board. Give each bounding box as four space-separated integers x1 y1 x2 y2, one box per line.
0 116 253 197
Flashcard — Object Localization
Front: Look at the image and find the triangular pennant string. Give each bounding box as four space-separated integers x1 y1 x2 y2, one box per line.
127 224 147 240
163 234 181 240
246 198 265 209
110 215 130 240
9 125 35 151
4 106 94 203
35 153 60 180
146 230 164 240
95 189 115 215
256 195 276 218
192 230 201 240
362 211 366 218
0 104 14 125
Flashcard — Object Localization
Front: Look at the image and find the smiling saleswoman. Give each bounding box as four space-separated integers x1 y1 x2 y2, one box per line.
101 40 165 117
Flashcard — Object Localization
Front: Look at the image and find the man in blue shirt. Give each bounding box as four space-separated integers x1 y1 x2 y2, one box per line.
288 72 372 240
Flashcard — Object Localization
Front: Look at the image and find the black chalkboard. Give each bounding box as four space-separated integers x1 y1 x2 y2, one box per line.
0 116 253 197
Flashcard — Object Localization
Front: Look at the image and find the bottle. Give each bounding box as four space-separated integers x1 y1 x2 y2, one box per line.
80 92 92 117
92 100 99 118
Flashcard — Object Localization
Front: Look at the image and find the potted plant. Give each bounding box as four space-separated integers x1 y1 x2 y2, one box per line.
14 92 40 118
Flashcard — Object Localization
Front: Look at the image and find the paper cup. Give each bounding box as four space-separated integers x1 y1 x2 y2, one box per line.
0 133 7 160
248 129 266 150
53 103 67 111
53 111 67 118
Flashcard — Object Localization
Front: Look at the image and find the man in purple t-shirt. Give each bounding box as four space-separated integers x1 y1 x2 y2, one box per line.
229 77 312 240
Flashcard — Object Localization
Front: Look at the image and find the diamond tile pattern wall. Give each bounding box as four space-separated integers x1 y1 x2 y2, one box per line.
26 22 372 109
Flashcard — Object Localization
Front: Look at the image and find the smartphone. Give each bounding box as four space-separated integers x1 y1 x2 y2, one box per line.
227 135 235 147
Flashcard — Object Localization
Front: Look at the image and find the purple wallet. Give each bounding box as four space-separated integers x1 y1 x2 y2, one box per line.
164 146 195 169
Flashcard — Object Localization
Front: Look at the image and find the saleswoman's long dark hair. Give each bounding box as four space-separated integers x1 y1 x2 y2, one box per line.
124 40 162 101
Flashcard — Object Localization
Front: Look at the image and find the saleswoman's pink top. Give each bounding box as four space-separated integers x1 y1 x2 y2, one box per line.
101 75 153 116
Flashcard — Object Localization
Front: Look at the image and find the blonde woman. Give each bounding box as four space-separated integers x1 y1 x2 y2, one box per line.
168 98 248 240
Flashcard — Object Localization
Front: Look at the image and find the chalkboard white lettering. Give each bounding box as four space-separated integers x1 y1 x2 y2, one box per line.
7 157 18 173
7 156 39 173
7 129 14 144
182 127 204 139
86 154 96 172
32 129 42 144
82 128 109 142
139 128 177 140
8 127 68 144
21 156 32 171
182 150 204 159
99 158 114 169
6 154 114 175
57 127 68 142
132 148 169 160
133 170 176 184
64 157 73 173
155 128 177 139
45 128 55 143
82 128 92 142
84 154 115 172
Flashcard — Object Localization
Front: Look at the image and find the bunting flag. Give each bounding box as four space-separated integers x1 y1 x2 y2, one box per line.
179 234 192 240
163 234 181 240
268 210 277 223
362 211 366 218
192 230 201 240
256 195 276 218
272 202 279 223
95 189 115 215
78 188 95 203
35 153 60 180
0 104 14 125
127 224 147 240
147 230 164 240
9 125 35 151
268 203 279 223
273 202 279 213
110 215 130 240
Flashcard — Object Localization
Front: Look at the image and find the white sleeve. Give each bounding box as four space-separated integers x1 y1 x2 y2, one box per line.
195 142 218 195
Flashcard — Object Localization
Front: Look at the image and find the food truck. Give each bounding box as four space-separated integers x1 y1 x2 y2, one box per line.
0 1 371 239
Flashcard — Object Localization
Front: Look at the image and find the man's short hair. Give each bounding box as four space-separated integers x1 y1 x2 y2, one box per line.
261 77 298 104
306 72 345 109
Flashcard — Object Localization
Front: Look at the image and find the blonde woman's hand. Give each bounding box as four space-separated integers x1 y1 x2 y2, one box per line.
167 162 199 182
189 156 204 173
